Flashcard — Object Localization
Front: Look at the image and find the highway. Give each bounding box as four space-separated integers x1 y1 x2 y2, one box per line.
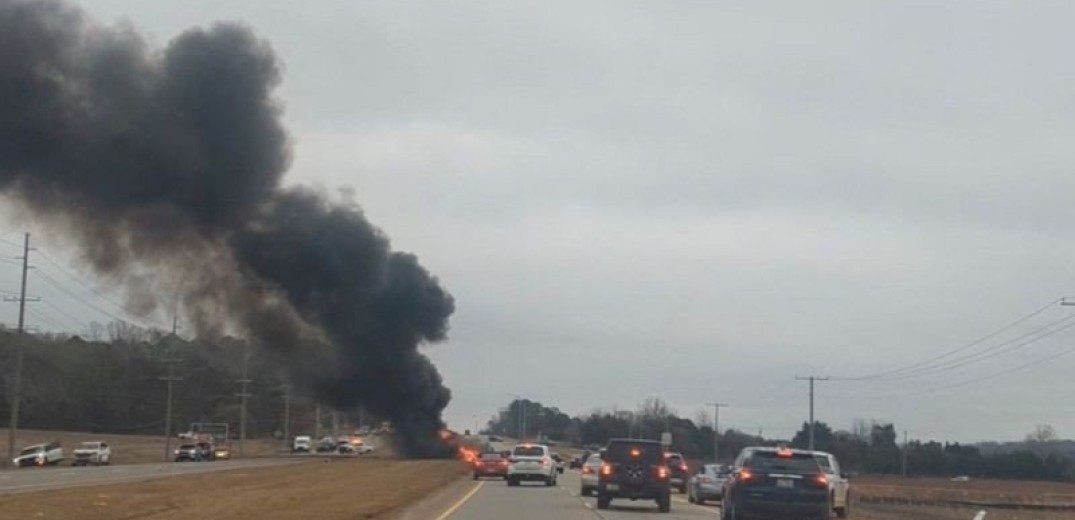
400 469 721 520
0 458 306 495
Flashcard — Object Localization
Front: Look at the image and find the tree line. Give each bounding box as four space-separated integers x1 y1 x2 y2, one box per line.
0 325 351 440
485 397 1075 482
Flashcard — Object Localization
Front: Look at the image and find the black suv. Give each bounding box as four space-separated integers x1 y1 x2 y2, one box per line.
596 438 672 513
721 447 829 520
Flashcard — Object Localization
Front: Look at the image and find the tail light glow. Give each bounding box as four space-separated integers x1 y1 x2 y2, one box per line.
738 469 755 482
581 466 593 474
600 464 614 477
812 474 830 489
656 466 669 479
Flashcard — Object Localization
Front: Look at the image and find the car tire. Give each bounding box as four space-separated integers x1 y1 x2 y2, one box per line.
596 492 610 510
697 496 706 505
507 477 518 487
679 483 688 494
473 473 479 481
835 492 849 518
657 492 671 513
580 486 591 497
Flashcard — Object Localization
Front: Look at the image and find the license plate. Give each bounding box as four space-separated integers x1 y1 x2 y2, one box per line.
776 479 794 488
605 484 619 491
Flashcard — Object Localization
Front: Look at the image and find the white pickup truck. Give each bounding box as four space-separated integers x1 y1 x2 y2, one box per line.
13 441 64 467
72 441 112 466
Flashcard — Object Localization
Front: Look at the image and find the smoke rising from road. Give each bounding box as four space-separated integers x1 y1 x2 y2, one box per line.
0 0 454 457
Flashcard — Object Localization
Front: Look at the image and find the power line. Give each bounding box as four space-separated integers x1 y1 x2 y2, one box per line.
859 316 1075 381
33 268 161 330
836 299 1067 381
848 340 1075 401
34 249 168 329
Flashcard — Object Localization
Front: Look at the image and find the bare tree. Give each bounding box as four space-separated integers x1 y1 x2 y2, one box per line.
1026 424 1057 458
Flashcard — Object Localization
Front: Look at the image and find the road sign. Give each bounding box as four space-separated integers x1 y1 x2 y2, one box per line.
661 432 672 446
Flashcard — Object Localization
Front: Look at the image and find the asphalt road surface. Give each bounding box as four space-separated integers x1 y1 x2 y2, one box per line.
411 470 721 520
0 458 305 495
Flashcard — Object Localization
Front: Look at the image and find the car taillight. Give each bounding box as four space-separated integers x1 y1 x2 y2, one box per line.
600 464 614 477
656 466 669 479
738 469 755 483
811 474 829 489
542 458 551 467
581 466 593 474
680 463 688 472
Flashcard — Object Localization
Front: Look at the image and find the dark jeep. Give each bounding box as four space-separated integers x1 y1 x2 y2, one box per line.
596 438 672 513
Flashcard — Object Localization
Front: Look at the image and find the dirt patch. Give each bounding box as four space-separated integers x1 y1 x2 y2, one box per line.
852 475 1075 520
0 458 466 519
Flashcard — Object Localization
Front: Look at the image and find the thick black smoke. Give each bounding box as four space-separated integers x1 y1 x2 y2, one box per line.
0 0 455 457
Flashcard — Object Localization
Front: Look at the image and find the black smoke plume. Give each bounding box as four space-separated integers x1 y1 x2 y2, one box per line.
0 0 455 457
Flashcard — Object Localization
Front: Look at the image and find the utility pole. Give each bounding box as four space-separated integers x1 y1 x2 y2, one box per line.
902 430 909 477
314 404 322 439
4 233 35 467
159 358 183 462
235 351 253 456
281 384 291 445
795 376 830 451
706 402 729 462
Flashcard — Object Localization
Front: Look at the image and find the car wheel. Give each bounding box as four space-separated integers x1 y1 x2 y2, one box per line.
697 496 706 505
596 492 610 510
507 477 518 487
580 486 591 497
473 473 479 480
835 492 849 518
657 491 671 513
679 483 688 494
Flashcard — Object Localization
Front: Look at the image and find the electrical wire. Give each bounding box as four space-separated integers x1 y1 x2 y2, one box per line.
35 249 163 323
835 298 1064 381
34 268 148 327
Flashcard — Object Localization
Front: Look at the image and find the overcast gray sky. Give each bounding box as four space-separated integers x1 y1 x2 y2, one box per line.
4 0 1075 442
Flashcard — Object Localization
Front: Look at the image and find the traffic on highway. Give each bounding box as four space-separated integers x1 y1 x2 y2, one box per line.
442 439 850 520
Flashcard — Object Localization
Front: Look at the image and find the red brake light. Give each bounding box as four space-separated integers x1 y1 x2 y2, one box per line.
776 448 793 458
656 466 669 479
600 464 614 477
812 474 829 489
630 448 642 459
581 466 593 474
738 469 754 482
680 463 688 472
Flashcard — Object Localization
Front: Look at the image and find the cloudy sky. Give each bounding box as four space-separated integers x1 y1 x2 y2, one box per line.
4 0 1075 442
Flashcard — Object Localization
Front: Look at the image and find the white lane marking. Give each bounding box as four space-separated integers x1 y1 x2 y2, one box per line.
432 480 484 520
973 512 987 520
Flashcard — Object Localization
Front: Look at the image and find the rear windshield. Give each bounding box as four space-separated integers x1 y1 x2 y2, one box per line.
480 453 502 460
814 455 833 472
586 454 602 464
746 452 821 473
18 447 42 456
513 446 545 457
606 442 663 463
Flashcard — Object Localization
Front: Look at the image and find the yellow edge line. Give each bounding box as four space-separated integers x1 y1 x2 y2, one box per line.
432 480 485 520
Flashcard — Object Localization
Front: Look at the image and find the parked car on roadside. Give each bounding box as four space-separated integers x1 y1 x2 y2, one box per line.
72 441 111 466
174 444 201 462
13 441 64 467
292 435 312 453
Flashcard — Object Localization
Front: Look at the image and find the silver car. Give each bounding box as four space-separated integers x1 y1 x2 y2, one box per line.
578 453 604 496
688 463 729 504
